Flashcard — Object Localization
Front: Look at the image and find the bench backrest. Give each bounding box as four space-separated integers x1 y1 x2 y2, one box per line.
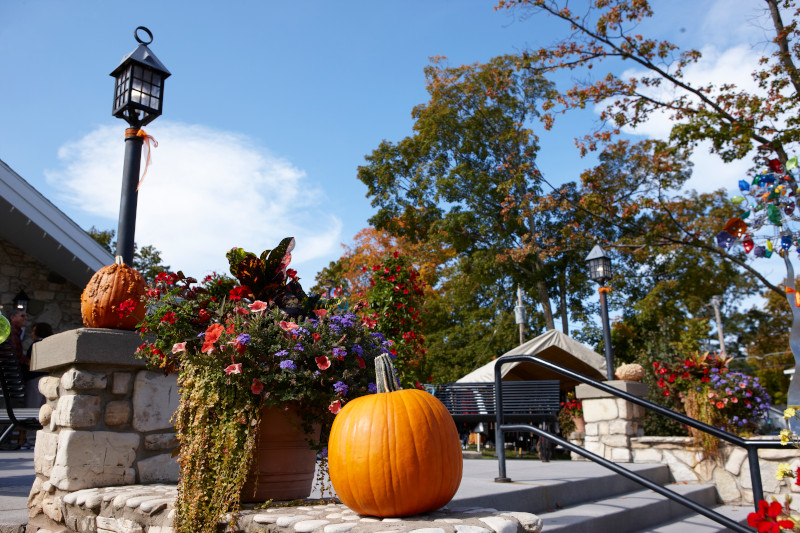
434 380 560 423
0 342 26 407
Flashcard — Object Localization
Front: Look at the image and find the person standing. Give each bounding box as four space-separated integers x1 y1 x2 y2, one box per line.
7 308 28 371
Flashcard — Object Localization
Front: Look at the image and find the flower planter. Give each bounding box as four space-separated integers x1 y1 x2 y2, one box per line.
572 415 586 435
241 405 321 502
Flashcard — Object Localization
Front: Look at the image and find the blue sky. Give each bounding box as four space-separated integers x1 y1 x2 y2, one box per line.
0 0 781 289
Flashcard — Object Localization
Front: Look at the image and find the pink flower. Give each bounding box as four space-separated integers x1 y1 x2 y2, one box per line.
225 363 242 375
280 320 299 332
316 356 331 370
329 400 342 414
235 306 250 315
251 378 264 395
313 309 328 318
172 342 187 354
248 300 268 312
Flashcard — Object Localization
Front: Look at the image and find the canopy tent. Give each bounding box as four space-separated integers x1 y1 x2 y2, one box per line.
455 329 607 392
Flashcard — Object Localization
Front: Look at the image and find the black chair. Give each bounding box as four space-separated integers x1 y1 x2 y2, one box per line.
0 343 42 446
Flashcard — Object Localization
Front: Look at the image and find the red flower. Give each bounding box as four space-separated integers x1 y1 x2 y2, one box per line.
228 285 251 301
316 356 331 370
286 268 298 279
329 400 342 414
202 323 224 354
118 299 138 318
225 363 242 375
251 378 264 395
198 309 211 322
372 264 381 272
716 401 725 409
312 333 321 343
662 390 670 397
748 500 795 532
160 312 177 325
355 356 366 369
652 362 660 368
312 309 328 319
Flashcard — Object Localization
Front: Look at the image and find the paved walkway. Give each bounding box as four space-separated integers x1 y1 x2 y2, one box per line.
0 451 685 532
0 449 34 533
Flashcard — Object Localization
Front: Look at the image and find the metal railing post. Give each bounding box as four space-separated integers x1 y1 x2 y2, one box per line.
494 365 511 482
747 445 765 504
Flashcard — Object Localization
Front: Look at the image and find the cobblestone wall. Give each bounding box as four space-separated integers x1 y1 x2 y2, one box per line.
630 436 800 512
27 328 180 532
0 236 83 349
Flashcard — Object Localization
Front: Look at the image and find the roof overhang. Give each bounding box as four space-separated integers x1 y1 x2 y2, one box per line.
0 158 114 287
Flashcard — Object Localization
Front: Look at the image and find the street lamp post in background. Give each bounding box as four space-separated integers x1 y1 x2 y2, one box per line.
585 245 615 380
110 26 170 265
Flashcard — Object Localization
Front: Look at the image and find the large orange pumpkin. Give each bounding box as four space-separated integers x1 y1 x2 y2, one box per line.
328 354 462 517
81 257 146 330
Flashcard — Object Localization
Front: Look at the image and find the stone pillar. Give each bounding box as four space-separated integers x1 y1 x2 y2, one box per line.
576 380 647 463
27 328 179 532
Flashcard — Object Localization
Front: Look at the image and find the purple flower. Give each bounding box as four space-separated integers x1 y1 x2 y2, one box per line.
333 381 349 396
274 349 289 358
352 344 364 357
333 347 346 358
280 360 296 370
370 332 386 342
236 333 251 345
294 344 305 351
368 382 377 394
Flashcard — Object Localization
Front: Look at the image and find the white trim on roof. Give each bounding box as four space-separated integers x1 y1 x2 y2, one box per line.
0 158 113 286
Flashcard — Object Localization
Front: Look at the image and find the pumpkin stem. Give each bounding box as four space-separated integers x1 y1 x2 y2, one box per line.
114 255 125 266
375 354 401 393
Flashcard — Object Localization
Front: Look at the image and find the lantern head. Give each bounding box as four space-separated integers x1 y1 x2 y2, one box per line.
110 27 171 128
12 290 28 312
585 245 612 285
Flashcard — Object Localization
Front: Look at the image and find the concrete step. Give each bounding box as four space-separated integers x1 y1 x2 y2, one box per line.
451 460 672 515
539 482 719 533
638 503 752 533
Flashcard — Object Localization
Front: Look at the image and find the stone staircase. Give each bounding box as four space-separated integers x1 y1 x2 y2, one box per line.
451 459 753 533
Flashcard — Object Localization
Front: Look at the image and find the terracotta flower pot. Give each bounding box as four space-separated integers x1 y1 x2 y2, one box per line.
572 414 586 435
241 405 321 502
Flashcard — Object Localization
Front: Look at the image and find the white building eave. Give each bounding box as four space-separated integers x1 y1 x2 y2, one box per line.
0 158 113 287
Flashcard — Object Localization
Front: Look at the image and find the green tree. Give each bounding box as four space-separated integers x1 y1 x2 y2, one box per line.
87 226 170 284
358 55 603 334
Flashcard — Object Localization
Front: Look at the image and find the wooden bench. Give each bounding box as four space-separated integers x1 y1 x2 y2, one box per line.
0 343 42 446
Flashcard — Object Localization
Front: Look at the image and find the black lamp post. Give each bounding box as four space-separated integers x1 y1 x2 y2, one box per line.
110 26 170 265
13 290 29 312
585 245 615 380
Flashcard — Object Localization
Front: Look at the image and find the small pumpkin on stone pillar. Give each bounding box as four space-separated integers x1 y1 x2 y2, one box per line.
327 353 463 517
80 256 146 330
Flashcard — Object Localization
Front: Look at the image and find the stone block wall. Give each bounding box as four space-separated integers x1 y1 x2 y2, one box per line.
0 236 84 350
576 380 646 463
630 436 800 511
27 328 180 532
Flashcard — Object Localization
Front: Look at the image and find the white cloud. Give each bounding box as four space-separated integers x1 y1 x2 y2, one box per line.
45 122 342 281
607 42 764 196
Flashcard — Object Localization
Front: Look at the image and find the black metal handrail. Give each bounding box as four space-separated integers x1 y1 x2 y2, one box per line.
493 354 786 533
